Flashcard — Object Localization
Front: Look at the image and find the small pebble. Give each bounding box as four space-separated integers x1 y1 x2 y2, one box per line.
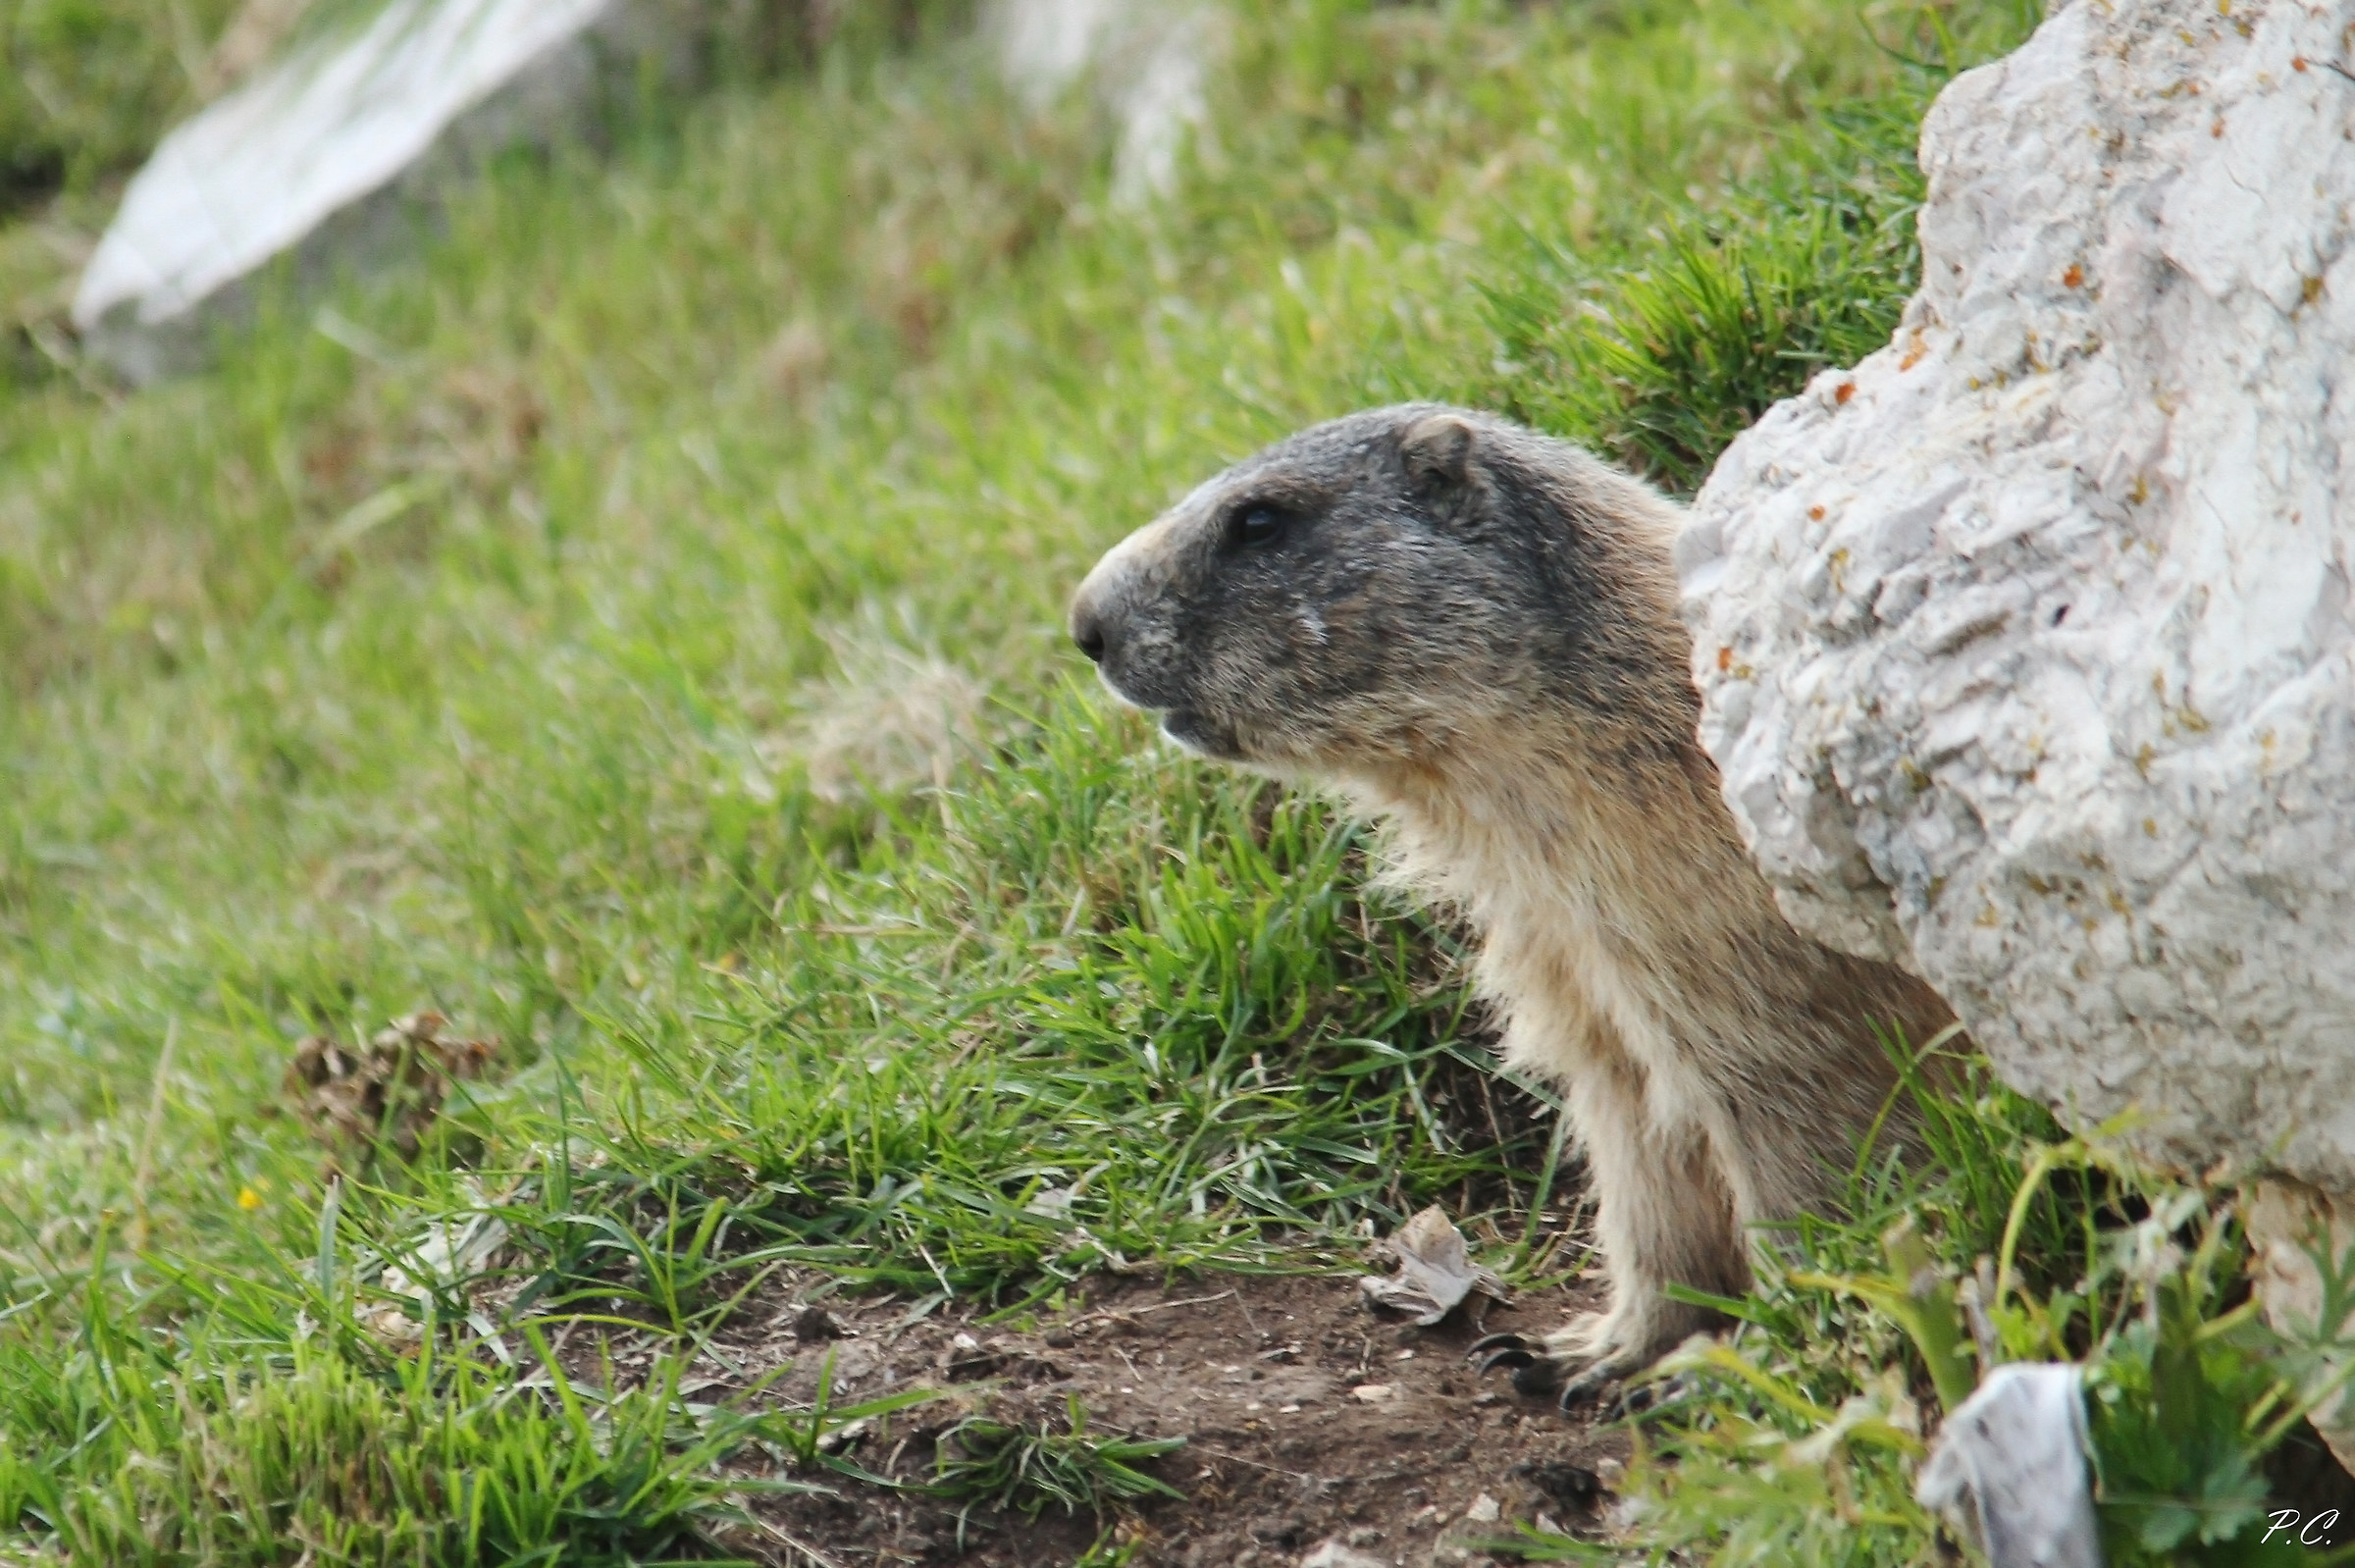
1297 1542 1387 1568
790 1305 844 1341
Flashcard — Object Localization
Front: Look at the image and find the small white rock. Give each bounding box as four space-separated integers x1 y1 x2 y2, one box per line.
1296 1542 1388 1568
75 0 703 381
1350 1383 1394 1403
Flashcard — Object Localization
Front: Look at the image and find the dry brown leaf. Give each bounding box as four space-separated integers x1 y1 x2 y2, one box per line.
1357 1204 1511 1326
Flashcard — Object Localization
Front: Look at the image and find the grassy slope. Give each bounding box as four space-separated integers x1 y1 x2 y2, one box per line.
7 1 2252 1561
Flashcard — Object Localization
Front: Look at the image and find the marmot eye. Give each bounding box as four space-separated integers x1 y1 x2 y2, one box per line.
1230 504 1285 549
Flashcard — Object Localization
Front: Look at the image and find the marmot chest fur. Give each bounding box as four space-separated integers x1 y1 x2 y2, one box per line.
1069 403 1952 1403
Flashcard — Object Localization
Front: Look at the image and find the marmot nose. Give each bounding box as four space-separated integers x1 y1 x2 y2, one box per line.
1071 603 1111 665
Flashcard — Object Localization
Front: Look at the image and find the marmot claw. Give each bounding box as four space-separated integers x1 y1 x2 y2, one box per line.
1608 1371 1675 1416
1468 1333 1566 1395
1473 1329 1663 1411
1561 1367 1696 1418
1468 1332 1540 1374
1555 1366 1617 1411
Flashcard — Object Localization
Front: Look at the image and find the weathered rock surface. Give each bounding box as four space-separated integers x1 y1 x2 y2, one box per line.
1678 0 2355 1196
73 0 703 382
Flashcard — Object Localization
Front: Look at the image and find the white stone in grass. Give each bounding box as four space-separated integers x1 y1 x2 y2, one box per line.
73 0 704 382
1296 1542 1389 1568
378 1208 508 1309
990 0 1218 204
1680 0 2355 1216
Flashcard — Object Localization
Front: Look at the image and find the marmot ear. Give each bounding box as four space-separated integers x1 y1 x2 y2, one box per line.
1400 412 1478 497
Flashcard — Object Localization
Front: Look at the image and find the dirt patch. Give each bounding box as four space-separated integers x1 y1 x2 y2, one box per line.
625 1268 1628 1567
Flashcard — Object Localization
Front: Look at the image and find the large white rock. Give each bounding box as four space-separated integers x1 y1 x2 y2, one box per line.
73 0 701 382
1678 0 2355 1195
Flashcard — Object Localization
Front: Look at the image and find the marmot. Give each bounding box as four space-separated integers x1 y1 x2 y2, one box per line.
1069 404 1953 1405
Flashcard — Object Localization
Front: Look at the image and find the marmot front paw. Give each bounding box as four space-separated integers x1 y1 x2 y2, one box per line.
1469 1311 1664 1412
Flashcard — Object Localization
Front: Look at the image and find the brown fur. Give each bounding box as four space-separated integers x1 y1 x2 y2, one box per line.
1069 405 1952 1394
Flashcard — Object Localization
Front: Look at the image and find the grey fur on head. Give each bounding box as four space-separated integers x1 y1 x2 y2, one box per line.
1070 403 1695 776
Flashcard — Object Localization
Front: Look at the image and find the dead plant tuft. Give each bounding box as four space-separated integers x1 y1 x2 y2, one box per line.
283 1012 494 1161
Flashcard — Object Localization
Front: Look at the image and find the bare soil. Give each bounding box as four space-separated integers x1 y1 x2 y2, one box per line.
662 1268 1629 1567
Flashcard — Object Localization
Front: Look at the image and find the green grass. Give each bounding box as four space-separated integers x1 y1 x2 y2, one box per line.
1485 89 1936 493
12 0 2339 1562
8 1335 797 1565
929 1396 1186 1530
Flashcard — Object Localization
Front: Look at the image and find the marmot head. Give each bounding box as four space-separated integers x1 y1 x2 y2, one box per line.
1069 403 1690 775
